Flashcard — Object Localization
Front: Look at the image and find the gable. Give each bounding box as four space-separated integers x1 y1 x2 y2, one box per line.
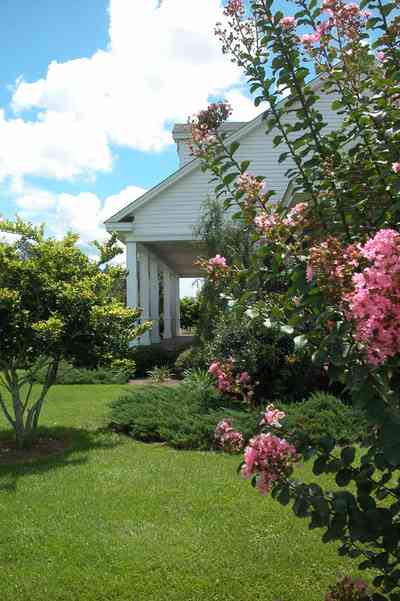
106 74 342 239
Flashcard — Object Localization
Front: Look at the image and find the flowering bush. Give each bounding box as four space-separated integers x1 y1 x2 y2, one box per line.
191 0 400 596
326 576 371 601
208 358 255 404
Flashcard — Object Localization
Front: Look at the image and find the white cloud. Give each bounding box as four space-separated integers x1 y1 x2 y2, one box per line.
0 0 255 183
15 184 146 247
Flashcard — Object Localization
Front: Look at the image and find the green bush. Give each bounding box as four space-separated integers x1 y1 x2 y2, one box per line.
204 312 342 403
174 347 206 377
180 296 200 331
35 359 134 385
109 382 257 450
129 346 180 378
281 392 369 445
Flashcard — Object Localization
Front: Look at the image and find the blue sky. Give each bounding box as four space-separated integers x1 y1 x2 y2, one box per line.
0 0 259 295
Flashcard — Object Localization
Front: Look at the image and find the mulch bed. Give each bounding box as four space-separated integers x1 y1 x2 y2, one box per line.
0 437 67 464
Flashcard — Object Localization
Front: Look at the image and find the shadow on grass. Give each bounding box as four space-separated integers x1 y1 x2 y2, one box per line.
0 426 122 492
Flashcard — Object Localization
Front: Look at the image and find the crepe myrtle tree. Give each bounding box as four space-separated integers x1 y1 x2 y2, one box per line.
0 218 149 449
191 0 400 598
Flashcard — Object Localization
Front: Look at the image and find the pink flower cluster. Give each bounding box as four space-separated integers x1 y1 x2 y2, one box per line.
279 16 297 30
190 102 232 157
299 0 369 46
209 359 254 401
237 173 265 202
307 236 360 300
260 404 286 428
325 576 370 601
203 254 229 283
254 202 308 237
346 229 400 366
284 202 308 227
224 0 245 17
215 419 244 452
242 433 299 495
392 162 400 174
254 211 278 234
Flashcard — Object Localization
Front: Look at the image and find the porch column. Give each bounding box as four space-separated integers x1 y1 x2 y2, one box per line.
149 256 160 343
163 268 172 339
126 241 140 347
170 274 180 337
139 246 151 346
126 241 138 309
175 276 181 336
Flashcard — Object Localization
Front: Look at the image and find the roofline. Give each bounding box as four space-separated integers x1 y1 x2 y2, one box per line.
105 72 326 225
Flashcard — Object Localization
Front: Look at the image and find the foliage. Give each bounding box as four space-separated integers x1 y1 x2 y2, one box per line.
109 382 257 450
147 365 174 383
34 358 135 385
129 345 180 378
190 0 400 596
204 309 337 402
281 392 369 445
0 219 148 448
194 196 254 342
174 347 208 377
180 296 201 331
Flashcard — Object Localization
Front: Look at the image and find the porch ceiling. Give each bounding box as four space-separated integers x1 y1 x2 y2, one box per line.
144 240 206 277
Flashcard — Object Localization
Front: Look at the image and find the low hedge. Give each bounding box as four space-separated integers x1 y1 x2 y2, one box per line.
281 392 369 445
34 359 134 385
109 386 368 451
109 382 257 450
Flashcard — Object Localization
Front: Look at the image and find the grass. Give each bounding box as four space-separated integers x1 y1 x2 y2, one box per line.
0 384 362 601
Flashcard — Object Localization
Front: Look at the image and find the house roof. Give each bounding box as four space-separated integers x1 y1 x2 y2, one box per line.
105 73 325 226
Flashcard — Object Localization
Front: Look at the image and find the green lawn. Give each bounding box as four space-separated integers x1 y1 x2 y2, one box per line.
0 385 360 601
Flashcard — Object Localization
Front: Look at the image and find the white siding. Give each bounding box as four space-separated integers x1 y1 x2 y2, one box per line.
132 85 342 239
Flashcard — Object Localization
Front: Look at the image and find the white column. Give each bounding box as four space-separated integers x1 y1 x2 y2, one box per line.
126 241 140 347
163 268 172 339
139 246 151 346
126 241 138 309
169 274 180 337
175 276 181 336
149 257 160 343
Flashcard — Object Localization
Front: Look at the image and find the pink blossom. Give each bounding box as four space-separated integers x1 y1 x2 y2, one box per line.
306 264 314 282
215 419 244 452
254 211 278 234
284 202 308 226
279 16 297 30
224 0 245 17
345 229 400 365
208 361 221 376
392 162 400 174
377 51 387 63
241 433 299 495
300 32 321 45
261 404 286 428
208 254 227 269
237 173 265 201
239 371 251 384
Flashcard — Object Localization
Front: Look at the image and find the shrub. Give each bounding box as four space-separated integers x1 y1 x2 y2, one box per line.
130 346 180 378
204 312 336 403
281 392 369 445
180 296 200 331
35 359 135 385
147 366 173 383
174 347 206 377
109 382 257 450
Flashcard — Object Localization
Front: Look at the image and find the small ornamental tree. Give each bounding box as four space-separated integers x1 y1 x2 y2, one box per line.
191 0 400 598
0 219 149 448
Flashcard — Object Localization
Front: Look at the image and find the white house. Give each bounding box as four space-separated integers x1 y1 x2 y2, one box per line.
105 76 341 345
